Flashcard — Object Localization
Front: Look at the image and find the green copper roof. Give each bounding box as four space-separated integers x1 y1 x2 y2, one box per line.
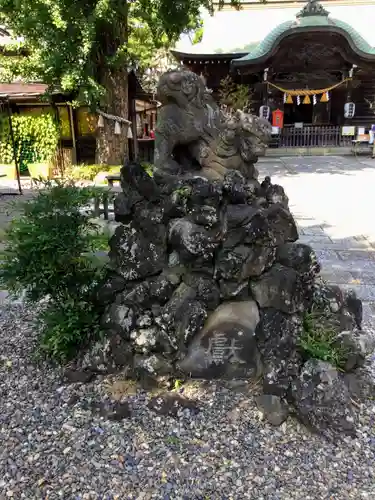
232 7 375 67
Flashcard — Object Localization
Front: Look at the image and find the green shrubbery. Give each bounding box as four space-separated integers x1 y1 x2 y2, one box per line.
64 161 154 182
0 113 59 173
299 311 349 370
65 163 121 181
0 181 108 361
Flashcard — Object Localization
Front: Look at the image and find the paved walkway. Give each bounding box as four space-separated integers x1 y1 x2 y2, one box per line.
258 155 375 329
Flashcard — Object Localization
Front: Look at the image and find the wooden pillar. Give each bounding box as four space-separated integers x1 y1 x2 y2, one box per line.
68 104 77 164
130 98 139 160
6 99 22 195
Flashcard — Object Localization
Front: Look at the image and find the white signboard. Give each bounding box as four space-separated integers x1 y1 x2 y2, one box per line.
341 126 356 136
294 122 303 129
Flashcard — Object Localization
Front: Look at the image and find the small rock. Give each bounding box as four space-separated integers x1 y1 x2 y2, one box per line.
255 394 289 426
148 393 199 417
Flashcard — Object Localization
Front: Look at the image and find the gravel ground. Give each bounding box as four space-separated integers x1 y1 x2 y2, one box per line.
1 303 375 500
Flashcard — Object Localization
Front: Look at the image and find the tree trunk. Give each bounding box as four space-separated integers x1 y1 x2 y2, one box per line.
95 68 129 165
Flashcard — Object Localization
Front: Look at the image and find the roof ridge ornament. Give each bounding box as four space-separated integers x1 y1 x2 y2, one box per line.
296 0 330 18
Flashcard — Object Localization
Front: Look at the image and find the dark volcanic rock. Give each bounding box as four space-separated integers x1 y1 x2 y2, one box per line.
216 244 275 281
64 368 96 384
148 393 199 417
223 170 248 204
256 394 289 426
250 264 309 314
183 274 221 310
149 271 182 304
108 334 134 367
189 204 220 227
178 301 262 379
96 273 128 305
276 242 320 280
169 217 221 259
219 280 249 301
113 191 140 223
291 359 357 440
312 282 363 331
263 203 298 246
101 304 135 336
109 222 167 280
155 283 207 350
92 401 131 421
334 330 374 371
120 161 160 201
256 308 303 396
260 177 289 208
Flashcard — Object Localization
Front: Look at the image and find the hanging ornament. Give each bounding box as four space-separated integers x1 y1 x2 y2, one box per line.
313 95 317 105
283 93 287 104
127 125 133 139
97 115 104 128
286 94 293 104
321 92 329 103
344 102 356 119
259 105 270 120
114 121 121 135
296 96 301 106
303 95 311 104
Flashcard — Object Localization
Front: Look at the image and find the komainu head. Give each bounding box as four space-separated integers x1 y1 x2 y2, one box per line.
236 110 272 157
156 70 208 109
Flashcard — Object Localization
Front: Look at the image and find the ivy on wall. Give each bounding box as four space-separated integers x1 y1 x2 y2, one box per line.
0 112 60 171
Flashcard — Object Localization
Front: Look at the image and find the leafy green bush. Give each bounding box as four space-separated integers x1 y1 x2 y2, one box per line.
65 164 121 181
298 311 349 370
0 113 59 172
64 161 154 181
0 181 107 361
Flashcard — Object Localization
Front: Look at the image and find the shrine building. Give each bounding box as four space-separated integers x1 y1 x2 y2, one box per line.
171 0 375 150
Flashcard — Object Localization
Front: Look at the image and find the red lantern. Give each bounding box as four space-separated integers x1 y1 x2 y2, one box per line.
272 109 284 129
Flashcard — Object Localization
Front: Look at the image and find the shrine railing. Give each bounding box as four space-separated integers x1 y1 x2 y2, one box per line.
276 125 353 148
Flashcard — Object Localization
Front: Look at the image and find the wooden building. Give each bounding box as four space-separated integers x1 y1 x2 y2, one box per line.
172 0 375 149
0 24 156 166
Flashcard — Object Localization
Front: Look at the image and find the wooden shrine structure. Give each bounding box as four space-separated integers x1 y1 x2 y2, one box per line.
172 0 375 149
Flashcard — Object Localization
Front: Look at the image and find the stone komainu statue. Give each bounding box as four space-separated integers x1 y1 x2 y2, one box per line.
154 69 272 181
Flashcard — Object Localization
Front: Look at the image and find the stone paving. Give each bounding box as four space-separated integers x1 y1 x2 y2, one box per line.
258 155 375 330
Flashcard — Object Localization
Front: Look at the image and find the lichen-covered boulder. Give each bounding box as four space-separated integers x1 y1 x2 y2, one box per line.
291 359 357 440
216 245 275 281
109 222 167 280
250 264 309 314
256 308 303 396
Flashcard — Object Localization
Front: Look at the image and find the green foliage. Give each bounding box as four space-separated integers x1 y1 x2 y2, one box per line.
36 295 102 361
218 75 253 112
65 164 121 181
0 182 106 361
64 162 153 181
0 113 59 171
298 312 349 370
0 0 241 108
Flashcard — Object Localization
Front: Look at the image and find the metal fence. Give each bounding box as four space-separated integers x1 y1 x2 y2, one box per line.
277 125 353 148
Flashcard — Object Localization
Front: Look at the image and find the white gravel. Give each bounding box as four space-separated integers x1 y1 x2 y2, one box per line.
1 302 375 499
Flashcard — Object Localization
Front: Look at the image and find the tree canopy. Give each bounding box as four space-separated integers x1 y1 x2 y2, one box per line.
0 0 241 106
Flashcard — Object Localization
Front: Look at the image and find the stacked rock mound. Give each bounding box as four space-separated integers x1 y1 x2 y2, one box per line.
80 69 374 439
93 161 373 439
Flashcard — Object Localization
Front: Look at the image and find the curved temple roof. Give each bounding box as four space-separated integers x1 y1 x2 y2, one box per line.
231 0 375 68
